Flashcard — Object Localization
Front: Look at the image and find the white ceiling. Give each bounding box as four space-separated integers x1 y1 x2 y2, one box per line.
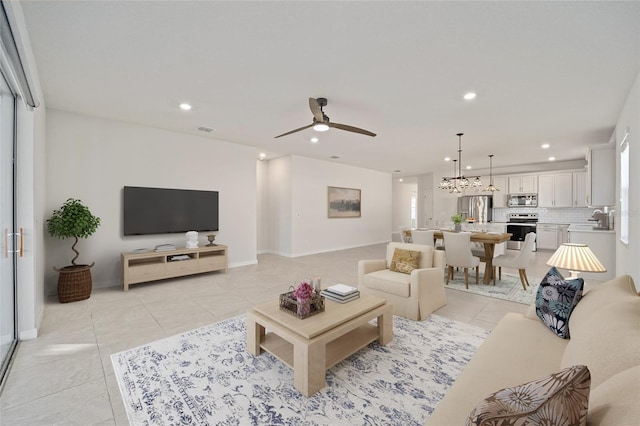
21 1 640 177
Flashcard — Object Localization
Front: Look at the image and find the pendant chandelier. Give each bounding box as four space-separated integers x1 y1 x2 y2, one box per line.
439 133 482 191
483 154 499 192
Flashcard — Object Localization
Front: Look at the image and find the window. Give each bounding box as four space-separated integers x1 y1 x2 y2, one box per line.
410 192 417 228
620 129 629 245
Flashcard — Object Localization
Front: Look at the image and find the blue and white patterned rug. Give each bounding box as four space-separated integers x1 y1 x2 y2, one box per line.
446 271 540 305
112 314 490 425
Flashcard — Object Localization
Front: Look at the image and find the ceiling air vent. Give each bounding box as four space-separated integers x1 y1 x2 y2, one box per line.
330 155 340 159
196 126 214 133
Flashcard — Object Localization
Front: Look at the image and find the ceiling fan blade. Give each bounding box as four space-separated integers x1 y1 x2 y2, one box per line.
274 123 314 138
308 98 324 122
329 122 377 137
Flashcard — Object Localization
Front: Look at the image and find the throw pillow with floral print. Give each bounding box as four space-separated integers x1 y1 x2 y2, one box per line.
535 266 584 339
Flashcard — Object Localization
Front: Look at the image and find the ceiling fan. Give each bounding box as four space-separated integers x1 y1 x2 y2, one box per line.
274 97 376 138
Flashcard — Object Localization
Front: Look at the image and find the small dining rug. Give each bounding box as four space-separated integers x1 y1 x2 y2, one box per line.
112 314 490 426
446 271 540 305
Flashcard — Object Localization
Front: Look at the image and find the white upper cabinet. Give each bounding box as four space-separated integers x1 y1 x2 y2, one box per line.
538 173 573 207
508 175 538 194
586 144 615 207
572 171 587 207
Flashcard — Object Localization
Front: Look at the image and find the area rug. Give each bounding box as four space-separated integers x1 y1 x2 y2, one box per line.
112 314 490 425
446 271 540 305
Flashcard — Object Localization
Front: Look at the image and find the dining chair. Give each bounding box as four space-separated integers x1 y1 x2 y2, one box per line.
411 229 435 246
443 231 480 289
399 226 412 243
492 232 537 290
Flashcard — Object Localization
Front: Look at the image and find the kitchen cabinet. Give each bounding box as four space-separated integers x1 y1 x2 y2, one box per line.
508 175 537 194
536 224 560 250
572 171 587 207
538 173 572 207
586 144 615 207
491 176 508 207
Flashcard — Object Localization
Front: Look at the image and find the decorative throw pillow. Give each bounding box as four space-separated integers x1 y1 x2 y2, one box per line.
389 248 421 274
535 267 584 339
466 365 591 426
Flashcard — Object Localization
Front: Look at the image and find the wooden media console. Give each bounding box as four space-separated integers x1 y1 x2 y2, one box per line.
120 245 228 291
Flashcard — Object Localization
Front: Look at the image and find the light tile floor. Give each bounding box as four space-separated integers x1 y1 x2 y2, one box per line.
0 244 571 425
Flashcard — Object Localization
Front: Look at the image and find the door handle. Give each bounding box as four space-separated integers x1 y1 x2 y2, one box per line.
4 228 24 258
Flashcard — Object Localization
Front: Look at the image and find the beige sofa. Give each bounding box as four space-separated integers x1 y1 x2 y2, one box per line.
427 274 640 425
358 243 446 321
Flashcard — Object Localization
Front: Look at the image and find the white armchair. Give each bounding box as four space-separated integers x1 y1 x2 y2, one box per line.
358 242 446 321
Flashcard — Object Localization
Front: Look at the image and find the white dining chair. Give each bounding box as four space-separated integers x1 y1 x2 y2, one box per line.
443 232 480 289
492 232 537 290
411 229 435 246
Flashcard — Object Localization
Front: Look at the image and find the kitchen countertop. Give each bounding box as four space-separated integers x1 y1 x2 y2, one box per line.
567 224 615 233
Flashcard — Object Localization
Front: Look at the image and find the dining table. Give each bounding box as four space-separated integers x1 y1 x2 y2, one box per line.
407 229 512 284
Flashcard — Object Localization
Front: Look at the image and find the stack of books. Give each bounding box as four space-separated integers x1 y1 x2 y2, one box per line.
321 284 360 303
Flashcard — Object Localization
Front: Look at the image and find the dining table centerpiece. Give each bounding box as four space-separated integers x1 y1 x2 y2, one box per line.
451 213 463 232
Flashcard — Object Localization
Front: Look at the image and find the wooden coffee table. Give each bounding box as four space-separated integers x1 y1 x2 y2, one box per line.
246 293 393 396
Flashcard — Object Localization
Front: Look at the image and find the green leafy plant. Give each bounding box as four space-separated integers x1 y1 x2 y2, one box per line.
47 198 101 265
450 213 463 225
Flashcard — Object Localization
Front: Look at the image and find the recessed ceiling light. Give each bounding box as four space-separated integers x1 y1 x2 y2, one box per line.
259 153 266 160
466 165 472 170
310 137 319 143
399 178 404 182
549 156 556 161
541 143 550 149
179 103 192 111
463 92 477 100
444 157 451 162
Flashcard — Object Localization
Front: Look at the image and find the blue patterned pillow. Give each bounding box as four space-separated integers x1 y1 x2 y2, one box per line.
535 267 584 339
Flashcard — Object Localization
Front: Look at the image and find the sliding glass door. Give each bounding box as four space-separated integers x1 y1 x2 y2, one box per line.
0 71 17 383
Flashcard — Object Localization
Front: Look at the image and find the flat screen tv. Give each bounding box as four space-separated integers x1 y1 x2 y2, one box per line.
123 186 219 236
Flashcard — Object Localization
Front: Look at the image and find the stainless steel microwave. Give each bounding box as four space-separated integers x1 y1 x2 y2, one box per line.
507 193 538 207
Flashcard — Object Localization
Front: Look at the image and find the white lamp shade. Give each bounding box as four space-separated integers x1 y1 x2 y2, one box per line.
546 243 606 273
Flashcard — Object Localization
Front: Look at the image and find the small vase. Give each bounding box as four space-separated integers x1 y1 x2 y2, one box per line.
297 300 311 317
454 223 462 232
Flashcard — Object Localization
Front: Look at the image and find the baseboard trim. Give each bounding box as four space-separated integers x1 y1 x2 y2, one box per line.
18 328 38 341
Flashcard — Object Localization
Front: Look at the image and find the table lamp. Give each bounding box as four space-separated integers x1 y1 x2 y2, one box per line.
546 243 606 279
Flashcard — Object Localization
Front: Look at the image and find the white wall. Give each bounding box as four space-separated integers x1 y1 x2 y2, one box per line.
392 180 416 241
615 71 640 291
265 155 391 256
44 109 258 294
256 159 269 253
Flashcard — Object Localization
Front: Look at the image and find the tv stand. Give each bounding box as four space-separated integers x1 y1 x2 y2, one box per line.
121 245 227 291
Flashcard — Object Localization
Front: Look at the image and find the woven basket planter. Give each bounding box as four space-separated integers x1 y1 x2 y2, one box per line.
55 263 94 303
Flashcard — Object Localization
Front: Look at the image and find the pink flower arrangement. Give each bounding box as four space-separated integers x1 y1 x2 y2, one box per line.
293 281 314 302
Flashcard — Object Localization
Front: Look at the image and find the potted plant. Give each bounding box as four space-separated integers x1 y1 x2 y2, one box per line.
47 198 101 303
451 213 463 232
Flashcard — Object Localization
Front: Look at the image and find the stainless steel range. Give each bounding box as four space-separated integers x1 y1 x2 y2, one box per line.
507 213 538 251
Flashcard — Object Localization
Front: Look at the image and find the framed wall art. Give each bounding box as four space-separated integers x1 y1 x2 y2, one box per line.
327 186 361 218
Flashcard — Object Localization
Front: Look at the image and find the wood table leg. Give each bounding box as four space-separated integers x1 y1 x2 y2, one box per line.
483 243 496 284
377 304 393 345
294 340 326 397
246 313 264 356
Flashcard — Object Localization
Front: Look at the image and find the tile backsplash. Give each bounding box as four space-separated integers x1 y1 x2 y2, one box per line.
493 207 595 224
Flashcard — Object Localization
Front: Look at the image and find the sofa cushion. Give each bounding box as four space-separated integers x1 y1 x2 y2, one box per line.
389 248 421 274
588 366 640 425
426 313 569 425
535 267 584 339
561 299 640 387
466 365 590 426
570 275 638 326
385 242 434 269
362 269 410 297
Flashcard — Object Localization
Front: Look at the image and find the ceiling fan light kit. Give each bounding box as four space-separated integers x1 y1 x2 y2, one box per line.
274 97 376 138
439 133 482 192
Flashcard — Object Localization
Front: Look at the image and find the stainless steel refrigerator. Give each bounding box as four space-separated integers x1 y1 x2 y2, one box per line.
457 195 493 223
